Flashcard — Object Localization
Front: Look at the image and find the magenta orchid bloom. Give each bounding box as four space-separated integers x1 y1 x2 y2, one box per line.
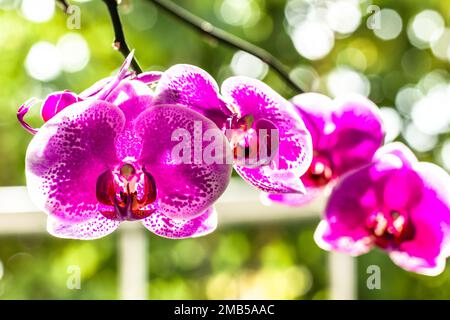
151 65 313 194
264 92 384 206
19 53 232 240
315 143 450 276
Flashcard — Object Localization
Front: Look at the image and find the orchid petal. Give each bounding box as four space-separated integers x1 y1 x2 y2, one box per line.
314 154 407 255
41 90 81 122
47 213 120 240
389 162 450 276
105 79 153 107
262 187 326 207
108 80 153 161
134 71 163 85
91 51 135 100
153 64 232 129
374 142 418 167
135 104 232 220
26 100 125 222
142 207 217 239
79 76 114 99
17 98 41 135
222 76 312 193
291 92 334 146
326 94 384 176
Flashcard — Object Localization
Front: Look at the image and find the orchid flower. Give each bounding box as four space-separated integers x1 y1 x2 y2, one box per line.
263 93 384 206
315 143 450 276
151 65 313 194
18 53 232 240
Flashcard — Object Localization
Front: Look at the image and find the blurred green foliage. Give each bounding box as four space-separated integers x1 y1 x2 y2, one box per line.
1 0 450 299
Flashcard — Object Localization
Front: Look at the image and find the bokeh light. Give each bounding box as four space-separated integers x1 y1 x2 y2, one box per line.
20 0 55 23
326 67 370 97
380 107 402 143
325 0 361 35
218 0 260 27
291 20 334 60
395 86 423 115
407 10 444 49
57 33 90 73
430 28 450 61
25 41 62 82
403 123 438 153
411 85 450 135
373 9 403 41
440 139 450 171
290 65 320 92
230 51 268 79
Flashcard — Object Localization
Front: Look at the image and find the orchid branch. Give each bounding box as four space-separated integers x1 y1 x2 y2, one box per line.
147 0 304 93
56 0 69 13
102 0 143 73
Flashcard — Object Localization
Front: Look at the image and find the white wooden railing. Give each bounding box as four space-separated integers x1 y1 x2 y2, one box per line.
0 179 356 300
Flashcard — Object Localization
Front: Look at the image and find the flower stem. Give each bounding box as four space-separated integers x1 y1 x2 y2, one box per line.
102 0 143 74
148 0 304 93
56 0 69 13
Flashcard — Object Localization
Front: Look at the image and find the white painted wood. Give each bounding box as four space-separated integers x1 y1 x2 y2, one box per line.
0 179 356 300
329 251 357 300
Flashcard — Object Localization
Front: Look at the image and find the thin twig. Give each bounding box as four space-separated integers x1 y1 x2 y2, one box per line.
102 0 143 73
56 0 69 13
148 0 303 93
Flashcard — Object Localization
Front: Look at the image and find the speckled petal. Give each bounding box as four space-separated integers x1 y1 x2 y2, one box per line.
135 104 232 220
26 100 125 222
47 213 120 240
222 76 312 193
142 207 217 239
106 80 154 161
153 64 232 129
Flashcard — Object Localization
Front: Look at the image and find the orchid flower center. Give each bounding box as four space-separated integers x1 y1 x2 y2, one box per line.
366 210 415 249
228 114 279 168
303 155 333 187
96 163 157 221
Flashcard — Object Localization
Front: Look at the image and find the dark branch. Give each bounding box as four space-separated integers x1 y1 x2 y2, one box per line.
148 0 303 93
102 0 143 73
56 0 69 13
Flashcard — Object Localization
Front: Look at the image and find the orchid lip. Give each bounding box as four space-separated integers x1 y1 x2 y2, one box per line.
366 209 415 249
96 163 157 221
303 154 333 187
226 113 279 168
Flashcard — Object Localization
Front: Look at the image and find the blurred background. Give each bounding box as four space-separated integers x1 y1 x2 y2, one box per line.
1 0 450 299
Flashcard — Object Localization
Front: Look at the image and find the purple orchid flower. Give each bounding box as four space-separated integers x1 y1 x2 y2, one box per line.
263 92 384 206
18 53 232 240
151 65 313 194
315 142 450 276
